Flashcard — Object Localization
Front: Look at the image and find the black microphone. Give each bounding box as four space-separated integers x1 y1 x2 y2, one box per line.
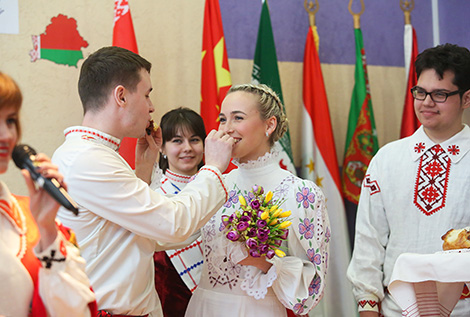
12 144 79 215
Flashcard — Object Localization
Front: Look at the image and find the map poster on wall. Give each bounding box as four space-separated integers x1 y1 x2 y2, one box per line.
0 0 19 34
29 14 89 67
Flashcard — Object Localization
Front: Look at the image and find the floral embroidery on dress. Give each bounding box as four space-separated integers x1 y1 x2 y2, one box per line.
293 298 308 315
309 275 322 295
224 190 239 208
325 227 331 243
307 248 321 265
296 187 316 209
299 218 315 240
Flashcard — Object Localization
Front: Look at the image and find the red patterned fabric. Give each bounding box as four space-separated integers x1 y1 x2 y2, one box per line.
413 144 450 216
153 252 192 317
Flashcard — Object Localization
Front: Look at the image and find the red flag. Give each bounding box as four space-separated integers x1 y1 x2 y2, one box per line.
301 25 356 316
400 24 420 138
200 0 232 134
113 0 138 168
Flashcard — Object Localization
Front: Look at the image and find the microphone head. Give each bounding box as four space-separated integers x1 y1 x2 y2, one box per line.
12 144 37 169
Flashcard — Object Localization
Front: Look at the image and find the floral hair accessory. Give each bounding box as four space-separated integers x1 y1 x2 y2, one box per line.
221 185 291 259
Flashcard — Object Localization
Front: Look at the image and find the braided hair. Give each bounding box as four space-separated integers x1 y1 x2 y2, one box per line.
226 84 288 147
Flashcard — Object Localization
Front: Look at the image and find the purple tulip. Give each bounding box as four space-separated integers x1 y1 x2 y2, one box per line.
256 219 267 228
250 199 261 210
237 221 250 232
274 240 282 247
247 228 257 237
250 249 261 257
246 238 258 249
257 228 270 242
259 244 269 254
226 230 240 241
266 250 276 259
229 214 236 223
221 215 231 226
280 229 289 240
252 185 264 195
257 210 264 218
240 215 251 222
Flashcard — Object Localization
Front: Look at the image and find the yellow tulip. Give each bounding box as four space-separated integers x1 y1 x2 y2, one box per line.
279 221 292 229
260 211 269 220
275 249 286 257
269 218 278 225
239 195 246 206
280 210 292 218
269 205 278 213
264 191 273 204
272 209 282 218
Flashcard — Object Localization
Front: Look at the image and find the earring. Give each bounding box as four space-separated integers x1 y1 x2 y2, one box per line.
265 131 269 137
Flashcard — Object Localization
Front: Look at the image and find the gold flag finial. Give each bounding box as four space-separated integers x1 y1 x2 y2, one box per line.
304 0 319 27
400 0 415 25
348 0 365 29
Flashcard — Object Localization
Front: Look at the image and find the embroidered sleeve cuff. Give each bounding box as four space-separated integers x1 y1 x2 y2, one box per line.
357 296 380 313
199 165 227 200
240 263 278 300
34 233 67 270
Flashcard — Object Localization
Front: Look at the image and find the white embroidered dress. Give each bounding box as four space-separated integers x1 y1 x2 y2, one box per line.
154 169 204 292
186 151 330 316
347 125 470 316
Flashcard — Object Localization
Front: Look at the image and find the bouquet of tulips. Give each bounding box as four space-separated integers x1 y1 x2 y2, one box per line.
221 185 292 259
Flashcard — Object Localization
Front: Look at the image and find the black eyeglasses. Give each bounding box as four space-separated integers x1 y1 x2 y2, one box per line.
410 86 461 103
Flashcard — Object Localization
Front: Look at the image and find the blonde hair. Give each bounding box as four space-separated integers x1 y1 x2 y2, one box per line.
0 72 22 138
227 84 288 147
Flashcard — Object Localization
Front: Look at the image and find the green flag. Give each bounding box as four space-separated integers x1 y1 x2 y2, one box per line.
251 0 296 175
342 28 379 205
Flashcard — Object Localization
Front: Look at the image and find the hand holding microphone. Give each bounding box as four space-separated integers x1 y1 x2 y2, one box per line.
12 144 79 215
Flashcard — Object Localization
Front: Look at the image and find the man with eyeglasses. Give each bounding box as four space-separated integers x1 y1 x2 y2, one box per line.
348 43 470 317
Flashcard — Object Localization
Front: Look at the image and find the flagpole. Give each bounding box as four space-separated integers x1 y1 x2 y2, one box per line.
400 0 414 25
348 0 364 29
304 0 319 27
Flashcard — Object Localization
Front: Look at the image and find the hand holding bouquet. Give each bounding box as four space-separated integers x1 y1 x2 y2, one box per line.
221 185 292 259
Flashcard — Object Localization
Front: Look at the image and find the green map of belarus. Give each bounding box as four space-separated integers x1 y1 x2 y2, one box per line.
29 14 89 67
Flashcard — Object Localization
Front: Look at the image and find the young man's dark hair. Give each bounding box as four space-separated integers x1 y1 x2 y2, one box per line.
78 46 152 113
416 43 470 95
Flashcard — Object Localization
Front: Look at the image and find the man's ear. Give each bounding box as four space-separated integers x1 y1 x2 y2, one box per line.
462 89 470 110
113 85 127 107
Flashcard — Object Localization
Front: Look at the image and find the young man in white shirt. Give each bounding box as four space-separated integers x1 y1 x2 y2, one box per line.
348 43 470 316
53 46 234 316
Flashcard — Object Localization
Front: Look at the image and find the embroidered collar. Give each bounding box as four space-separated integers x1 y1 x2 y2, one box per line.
165 169 194 184
64 126 121 151
233 146 279 170
409 124 470 163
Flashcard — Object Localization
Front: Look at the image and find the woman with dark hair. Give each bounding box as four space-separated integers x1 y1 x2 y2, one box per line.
153 107 206 317
0 72 96 316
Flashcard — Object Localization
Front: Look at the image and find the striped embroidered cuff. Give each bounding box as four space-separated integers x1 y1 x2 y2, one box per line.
358 299 380 313
200 166 228 200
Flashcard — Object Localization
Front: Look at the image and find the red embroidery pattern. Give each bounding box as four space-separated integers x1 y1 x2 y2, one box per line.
364 175 380 195
414 145 450 216
358 300 378 309
168 239 202 259
200 167 228 200
447 144 460 156
65 128 119 147
414 142 425 153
